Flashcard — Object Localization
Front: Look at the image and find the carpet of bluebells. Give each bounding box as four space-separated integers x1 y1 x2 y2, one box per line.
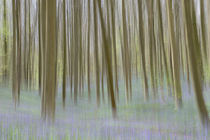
0 80 209 140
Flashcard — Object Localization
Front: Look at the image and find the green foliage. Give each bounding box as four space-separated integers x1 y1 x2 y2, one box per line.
0 24 11 41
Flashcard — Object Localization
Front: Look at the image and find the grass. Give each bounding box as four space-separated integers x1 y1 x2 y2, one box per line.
0 80 209 140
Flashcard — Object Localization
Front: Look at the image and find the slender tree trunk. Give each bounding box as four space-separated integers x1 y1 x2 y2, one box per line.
38 0 42 95
3 0 8 83
62 0 67 108
12 0 18 107
87 0 91 101
93 0 101 106
41 0 46 119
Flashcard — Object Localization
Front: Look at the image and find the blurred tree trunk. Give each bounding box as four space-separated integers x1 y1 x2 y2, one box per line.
73 0 81 104
38 0 42 95
183 0 209 127
41 0 46 119
200 0 207 61
87 0 91 101
62 0 67 108
12 0 18 107
122 0 131 102
208 0 210 66
93 0 101 106
27 0 31 88
24 0 27 87
146 0 156 98
138 0 149 101
157 0 170 100
97 0 117 118
42 0 57 123
17 0 22 95
166 0 182 109
3 0 8 83
110 0 119 99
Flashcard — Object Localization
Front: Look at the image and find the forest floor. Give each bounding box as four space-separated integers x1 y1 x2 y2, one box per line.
0 80 209 140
